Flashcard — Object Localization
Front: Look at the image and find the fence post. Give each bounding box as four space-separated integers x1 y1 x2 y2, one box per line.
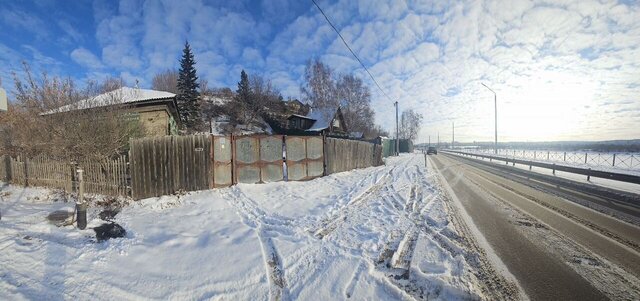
547 151 550 160
564 152 566 162
534 151 536 160
322 134 328 176
23 157 29 187
587 168 591 181
613 154 616 167
76 168 87 230
3 155 10 183
552 163 555 175
424 151 427 168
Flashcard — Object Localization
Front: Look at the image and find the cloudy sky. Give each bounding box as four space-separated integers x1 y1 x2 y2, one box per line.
1 0 639 142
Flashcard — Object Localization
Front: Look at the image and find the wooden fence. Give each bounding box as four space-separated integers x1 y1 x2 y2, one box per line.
0 155 8 182
2 134 385 199
1 155 129 196
325 138 383 174
129 135 211 199
81 156 128 196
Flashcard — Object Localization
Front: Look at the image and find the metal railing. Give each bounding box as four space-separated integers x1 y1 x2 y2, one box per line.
460 148 640 171
444 150 640 185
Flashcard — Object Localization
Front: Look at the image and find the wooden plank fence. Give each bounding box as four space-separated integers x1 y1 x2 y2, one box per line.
129 135 210 199
81 156 128 196
2 134 386 199
325 138 383 174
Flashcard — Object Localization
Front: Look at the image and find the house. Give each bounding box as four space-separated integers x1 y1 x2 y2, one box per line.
284 106 348 136
284 99 309 115
47 87 181 137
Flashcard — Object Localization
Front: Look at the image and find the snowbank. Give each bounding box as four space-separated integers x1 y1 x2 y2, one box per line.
0 154 487 300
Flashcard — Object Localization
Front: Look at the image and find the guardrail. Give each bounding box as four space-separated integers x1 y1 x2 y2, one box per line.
443 150 640 185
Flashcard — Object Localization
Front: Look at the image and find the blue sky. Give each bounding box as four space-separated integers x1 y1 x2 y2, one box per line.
1 0 639 142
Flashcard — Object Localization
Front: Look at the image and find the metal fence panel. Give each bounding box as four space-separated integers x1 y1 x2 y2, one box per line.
285 136 324 181
212 136 232 187
234 135 284 184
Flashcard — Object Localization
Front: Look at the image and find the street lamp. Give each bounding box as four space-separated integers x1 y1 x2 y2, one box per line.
481 83 497 154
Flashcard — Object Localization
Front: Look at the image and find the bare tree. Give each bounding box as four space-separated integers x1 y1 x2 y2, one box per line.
399 109 423 141
301 59 338 109
0 63 143 162
151 69 179 94
336 74 375 136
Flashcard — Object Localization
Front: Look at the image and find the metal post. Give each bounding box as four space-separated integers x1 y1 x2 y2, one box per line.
482 83 498 154
585 153 588 164
494 92 497 154
394 101 399 156
452 121 454 150
547 151 550 160
564 152 566 162
552 164 555 175
76 168 87 230
613 154 616 166
587 168 591 181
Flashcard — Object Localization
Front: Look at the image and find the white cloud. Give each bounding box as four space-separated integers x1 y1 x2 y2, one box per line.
70 48 104 69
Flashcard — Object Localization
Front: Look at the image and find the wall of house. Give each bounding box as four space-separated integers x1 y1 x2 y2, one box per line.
138 110 169 136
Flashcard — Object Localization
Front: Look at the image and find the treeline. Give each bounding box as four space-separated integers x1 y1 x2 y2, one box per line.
0 41 402 162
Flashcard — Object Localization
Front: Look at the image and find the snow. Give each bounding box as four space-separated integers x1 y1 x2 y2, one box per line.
45 87 175 114
0 154 487 300
305 107 336 131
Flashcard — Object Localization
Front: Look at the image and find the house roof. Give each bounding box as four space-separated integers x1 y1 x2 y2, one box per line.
46 87 176 114
288 114 315 120
305 107 337 131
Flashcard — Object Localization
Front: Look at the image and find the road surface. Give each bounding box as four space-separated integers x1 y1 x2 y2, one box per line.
430 153 640 300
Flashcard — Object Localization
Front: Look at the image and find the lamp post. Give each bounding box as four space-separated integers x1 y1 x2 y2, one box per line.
481 83 497 154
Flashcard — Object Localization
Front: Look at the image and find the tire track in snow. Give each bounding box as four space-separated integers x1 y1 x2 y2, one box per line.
258 229 289 301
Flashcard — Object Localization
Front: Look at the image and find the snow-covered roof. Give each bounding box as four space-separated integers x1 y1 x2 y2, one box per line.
305 107 337 131
46 87 175 114
288 113 315 120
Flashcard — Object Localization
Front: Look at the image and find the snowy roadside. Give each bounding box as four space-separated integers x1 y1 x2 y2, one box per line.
0 154 507 300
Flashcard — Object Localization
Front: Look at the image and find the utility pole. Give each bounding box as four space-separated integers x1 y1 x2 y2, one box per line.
481 83 498 154
394 101 399 156
452 121 455 150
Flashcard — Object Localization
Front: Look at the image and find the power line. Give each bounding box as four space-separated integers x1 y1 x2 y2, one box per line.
311 0 396 104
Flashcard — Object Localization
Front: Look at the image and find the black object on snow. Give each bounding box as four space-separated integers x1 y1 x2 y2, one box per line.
99 209 120 221
94 222 126 242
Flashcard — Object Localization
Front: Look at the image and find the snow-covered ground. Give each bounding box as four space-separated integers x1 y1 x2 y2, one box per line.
0 154 492 300
454 149 640 176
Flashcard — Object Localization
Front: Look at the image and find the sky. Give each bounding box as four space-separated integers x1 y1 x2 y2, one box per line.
0 0 639 143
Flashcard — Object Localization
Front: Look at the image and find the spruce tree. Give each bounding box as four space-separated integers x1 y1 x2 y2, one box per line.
176 41 200 130
235 70 252 123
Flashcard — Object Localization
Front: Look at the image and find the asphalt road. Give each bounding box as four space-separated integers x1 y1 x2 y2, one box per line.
430 153 640 300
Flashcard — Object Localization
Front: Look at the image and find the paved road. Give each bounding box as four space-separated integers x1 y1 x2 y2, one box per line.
430 153 640 300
